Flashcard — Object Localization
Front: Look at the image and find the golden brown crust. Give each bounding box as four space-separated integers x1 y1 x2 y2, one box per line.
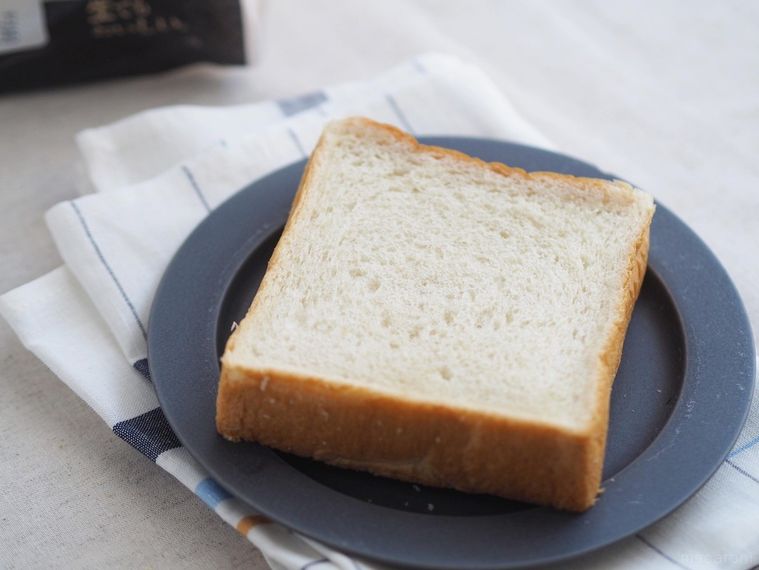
578 215 653 505
219 367 600 511
343 117 639 202
217 117 654 511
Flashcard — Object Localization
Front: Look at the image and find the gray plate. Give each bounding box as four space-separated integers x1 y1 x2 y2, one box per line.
149 138 755 569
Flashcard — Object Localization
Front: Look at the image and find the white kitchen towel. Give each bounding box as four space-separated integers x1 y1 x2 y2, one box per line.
1 53 758 570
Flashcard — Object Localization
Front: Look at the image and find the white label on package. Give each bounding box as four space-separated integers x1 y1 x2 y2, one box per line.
0 1 48 55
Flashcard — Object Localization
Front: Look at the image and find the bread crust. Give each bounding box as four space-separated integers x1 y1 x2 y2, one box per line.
217 118 654 511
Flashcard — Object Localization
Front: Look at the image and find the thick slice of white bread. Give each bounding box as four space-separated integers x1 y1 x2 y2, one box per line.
217 117 654 511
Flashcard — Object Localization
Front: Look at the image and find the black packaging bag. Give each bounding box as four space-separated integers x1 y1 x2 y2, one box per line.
0 0 246 93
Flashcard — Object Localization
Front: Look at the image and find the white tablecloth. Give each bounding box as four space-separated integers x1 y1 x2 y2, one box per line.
1 1 757 568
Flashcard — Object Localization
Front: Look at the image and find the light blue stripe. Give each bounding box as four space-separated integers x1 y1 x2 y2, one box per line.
728 434 759 459
277 91 328 117
385 94 415 134
70 201 147 339
181 165 211 213
288 127 307 158
195 478 232 509
636 534 690 570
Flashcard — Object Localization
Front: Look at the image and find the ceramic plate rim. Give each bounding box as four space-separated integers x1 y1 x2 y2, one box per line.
149 138 755 569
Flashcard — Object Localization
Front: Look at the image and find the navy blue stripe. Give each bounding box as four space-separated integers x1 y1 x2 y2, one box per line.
182 165 211 213
412 57 427 74
112 407 181 461
133 358 151 381
300 559 329 570
70 201 147 340
277 91 328 117
636 534 690 570
385 94 415 134
288 127 307 158
726 459 759 484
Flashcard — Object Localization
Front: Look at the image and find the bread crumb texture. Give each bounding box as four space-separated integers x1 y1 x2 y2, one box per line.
225 118 653 430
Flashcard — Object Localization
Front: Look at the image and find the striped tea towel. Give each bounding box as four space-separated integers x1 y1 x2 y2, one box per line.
2 53 758 570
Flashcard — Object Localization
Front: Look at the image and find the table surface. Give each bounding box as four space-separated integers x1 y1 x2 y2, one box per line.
1 1 757 568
